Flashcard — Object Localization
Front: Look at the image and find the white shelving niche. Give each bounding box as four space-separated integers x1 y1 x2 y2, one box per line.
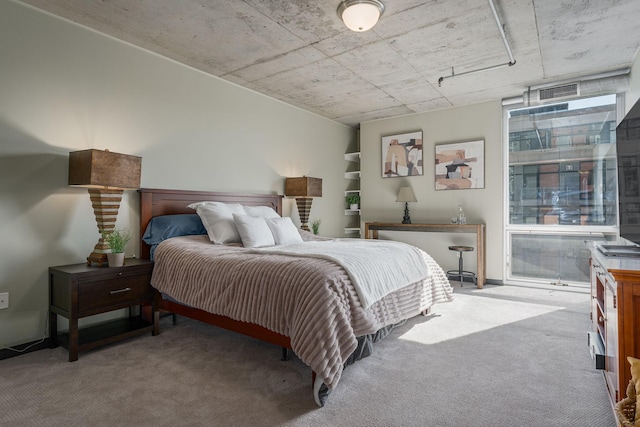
344 151 361 236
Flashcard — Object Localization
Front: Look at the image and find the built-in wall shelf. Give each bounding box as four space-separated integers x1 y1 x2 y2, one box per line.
344 151 361 236
344 152 360 162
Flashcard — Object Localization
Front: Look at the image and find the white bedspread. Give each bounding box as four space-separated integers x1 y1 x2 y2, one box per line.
251 239 430 308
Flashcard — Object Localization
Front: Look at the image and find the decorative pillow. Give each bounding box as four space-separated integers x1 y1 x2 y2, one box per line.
233 214 275 248
188 202 245 244
243 205 280 219
627 356 640 424
142 214 206 245
266 216 303 245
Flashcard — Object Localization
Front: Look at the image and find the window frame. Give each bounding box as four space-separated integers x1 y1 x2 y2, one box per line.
502 93 624 286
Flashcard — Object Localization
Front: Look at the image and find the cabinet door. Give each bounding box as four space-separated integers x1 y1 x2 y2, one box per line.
620 281 640 393
604 276 619 401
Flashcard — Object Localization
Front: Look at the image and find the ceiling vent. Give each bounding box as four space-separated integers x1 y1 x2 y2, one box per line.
523 83 580 105
538 83 579 101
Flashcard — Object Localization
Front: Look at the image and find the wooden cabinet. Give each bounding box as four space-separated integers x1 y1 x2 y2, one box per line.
589 245 640 407
49 258 155 361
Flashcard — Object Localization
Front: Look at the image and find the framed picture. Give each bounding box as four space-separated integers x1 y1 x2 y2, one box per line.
382 131 423 177
435 139 485 190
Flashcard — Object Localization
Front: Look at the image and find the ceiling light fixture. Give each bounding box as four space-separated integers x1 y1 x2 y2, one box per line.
337 0 385 32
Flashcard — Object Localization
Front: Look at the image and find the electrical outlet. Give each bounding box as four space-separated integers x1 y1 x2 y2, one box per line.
0 292 8 309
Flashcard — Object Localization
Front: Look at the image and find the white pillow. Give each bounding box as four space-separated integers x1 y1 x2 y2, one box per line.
266 217 303 245
244 205 280 219
187 202 245 244
233 214 275 248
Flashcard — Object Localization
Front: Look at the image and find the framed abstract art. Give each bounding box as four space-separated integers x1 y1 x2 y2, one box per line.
381 131 423 178
435 139 485 190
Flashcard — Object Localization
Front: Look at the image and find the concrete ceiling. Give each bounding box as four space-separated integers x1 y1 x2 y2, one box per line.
21 0 640 128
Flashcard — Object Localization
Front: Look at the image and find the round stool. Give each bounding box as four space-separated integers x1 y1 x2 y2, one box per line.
446 245 476 287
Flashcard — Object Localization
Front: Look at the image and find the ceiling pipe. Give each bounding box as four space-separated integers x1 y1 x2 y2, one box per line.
438 0 516 87
488 0 515 65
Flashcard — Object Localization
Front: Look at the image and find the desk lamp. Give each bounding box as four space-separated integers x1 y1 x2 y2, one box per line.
396 186 417 224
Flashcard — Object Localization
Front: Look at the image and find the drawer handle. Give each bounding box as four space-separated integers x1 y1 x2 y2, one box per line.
110 287 131 295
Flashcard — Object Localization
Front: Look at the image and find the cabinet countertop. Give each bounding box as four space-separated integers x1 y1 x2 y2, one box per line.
587 242 640 275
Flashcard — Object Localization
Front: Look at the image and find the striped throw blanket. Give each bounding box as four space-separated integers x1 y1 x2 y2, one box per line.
251 239 430 308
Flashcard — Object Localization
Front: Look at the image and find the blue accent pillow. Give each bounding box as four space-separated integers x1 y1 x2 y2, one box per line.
142 214 207 246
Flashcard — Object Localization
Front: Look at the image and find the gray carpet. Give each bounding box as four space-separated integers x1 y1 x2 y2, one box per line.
0 285 616 426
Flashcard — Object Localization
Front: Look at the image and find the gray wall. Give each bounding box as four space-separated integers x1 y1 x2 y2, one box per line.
0 1 355 347
360 101 504 281
628 49 640 113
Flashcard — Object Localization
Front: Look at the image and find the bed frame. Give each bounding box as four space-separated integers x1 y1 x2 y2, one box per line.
138 188 292 355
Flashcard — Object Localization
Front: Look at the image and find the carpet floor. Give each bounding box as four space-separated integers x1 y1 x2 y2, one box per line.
0 284 616 426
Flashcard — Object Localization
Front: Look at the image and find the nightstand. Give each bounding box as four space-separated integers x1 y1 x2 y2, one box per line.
49 258 155 361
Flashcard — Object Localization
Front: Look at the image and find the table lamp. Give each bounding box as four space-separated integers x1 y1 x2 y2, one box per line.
285 176 322 231
68 149 142 266
396 186 417 224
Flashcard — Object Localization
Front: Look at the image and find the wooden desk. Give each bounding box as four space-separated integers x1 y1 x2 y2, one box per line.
364 222 486 288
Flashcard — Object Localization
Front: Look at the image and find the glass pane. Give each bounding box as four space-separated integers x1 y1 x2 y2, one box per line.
510 233 616 284
506 94 619 285
508 95 618 226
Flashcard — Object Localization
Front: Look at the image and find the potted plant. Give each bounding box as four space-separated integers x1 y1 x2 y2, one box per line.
311 219 321 235
346 193 360 210
102 228 131 267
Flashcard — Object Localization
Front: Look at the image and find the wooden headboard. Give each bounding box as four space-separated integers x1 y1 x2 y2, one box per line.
139 188 283 260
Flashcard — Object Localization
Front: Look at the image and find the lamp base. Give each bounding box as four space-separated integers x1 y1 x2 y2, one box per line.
402 202 412 224
295 197 313 231
87 252 108 267
86 188 123 267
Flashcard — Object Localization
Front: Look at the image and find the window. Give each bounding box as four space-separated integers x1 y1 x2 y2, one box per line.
505 95 619 285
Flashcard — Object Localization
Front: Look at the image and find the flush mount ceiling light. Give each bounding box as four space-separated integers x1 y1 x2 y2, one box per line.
337 0 385 32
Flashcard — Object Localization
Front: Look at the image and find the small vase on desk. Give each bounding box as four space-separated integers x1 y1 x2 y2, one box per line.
457 205 466 224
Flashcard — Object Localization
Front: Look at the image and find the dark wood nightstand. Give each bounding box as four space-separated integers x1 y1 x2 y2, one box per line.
49 258 155 361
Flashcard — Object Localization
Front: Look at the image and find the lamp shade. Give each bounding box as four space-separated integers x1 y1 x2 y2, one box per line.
285 176 322 198
68 149 141 189
396 186 417 203
337 0 385 32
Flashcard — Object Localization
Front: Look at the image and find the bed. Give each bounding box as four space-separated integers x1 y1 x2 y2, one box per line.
139 188 453 406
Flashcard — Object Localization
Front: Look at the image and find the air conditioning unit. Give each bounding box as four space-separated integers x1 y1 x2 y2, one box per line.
523 75 629 106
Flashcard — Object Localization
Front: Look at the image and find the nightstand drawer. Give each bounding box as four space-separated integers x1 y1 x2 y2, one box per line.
78 273 152 314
